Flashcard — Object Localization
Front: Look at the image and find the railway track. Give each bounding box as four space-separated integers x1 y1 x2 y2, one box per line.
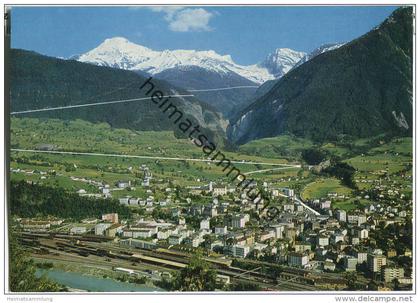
19 232 322 291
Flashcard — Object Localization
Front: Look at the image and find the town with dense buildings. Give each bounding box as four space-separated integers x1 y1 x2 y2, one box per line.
14 156 413 291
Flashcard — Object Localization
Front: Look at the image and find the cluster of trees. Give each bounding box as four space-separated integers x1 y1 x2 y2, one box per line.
172 255 217 291
114 273 147 285
9 230 64 292
323 162 357 189
157 254 263 291
156 254 217 291
151 207 172 221
10 180 132 220
185 215 201 230
301 148 357 189
231 259 281 279
301 148 327 165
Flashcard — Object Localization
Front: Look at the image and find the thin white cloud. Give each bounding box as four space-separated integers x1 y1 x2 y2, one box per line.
145 6 214 32
148 6 184 21
169 8 214 32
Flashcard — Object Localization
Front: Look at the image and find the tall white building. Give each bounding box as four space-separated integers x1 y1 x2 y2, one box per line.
382 267 404 283
215 226 228 235
229 245 250 258
367 254 387 273
95 223 111 235
317 235 329 247
344 256 358 271
336 210 347 222
232 215 247 228
357 228 369 239
288 252 309 267
200 218 210 230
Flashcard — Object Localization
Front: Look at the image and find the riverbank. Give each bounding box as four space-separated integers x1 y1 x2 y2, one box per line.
33 258 164 292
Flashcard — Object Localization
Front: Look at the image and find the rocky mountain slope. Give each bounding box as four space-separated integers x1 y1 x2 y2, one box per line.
228 7 413 144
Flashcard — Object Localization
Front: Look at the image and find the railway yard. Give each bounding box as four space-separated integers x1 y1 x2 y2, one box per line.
19 231 347 291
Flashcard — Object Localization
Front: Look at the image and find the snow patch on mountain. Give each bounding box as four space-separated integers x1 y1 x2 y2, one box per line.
294 43 345 68
259 48 306 77
392 111 409 129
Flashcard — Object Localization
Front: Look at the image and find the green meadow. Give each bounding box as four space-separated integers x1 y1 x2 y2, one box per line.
10 117 412 212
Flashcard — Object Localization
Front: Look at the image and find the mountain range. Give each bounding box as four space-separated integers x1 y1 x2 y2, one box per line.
73 38 313 117
10 7 413 147
228 7 413 144
74 37 308 84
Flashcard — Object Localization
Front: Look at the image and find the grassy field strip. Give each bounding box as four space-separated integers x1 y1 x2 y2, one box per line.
243 166 300 175
11 148 302 167
301 178 352 200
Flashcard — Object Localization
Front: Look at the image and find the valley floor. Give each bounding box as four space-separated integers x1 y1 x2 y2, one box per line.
9 117 413 292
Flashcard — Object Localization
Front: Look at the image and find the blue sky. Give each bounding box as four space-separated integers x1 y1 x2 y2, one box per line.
11 6 398 65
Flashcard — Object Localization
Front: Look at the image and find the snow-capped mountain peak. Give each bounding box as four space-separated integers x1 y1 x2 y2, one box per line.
75 37 342 85
76 37 287 84
77 37 155 70
259 48 307 78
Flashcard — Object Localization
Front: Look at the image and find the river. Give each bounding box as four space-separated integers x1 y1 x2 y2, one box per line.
36 269 164 292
